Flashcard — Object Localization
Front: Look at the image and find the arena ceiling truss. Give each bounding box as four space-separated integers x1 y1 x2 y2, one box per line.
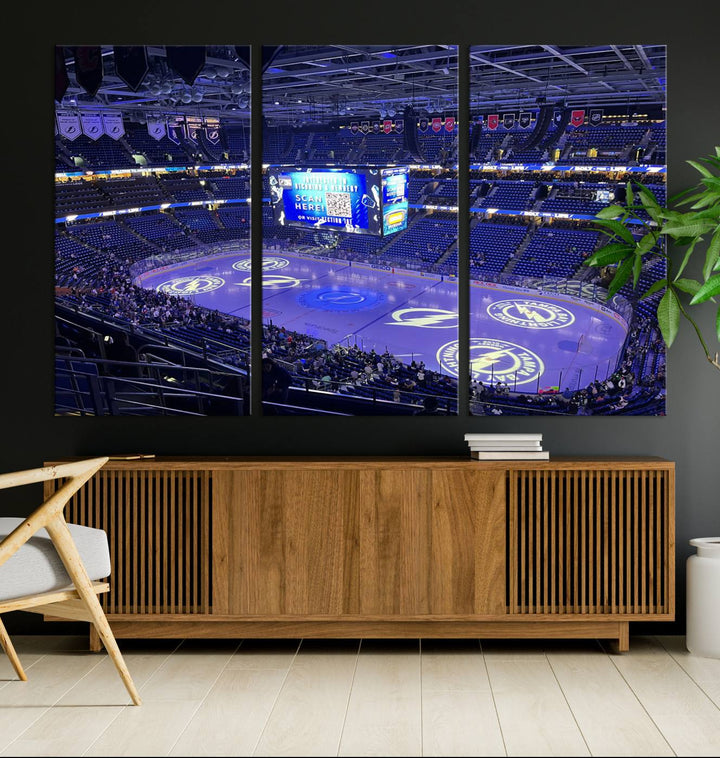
57 44 666 125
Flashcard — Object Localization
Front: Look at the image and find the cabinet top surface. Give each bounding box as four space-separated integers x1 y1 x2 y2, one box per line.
45 456 675 471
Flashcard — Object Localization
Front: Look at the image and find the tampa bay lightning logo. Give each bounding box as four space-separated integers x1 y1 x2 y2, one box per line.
232 256 289 272
156 275 225 295
235 274 304 289
487 299 575 329
386 308 458 329
299 286 384 312
438 338 544 385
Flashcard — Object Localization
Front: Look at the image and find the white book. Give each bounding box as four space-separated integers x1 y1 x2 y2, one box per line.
464 433 543 441
471 450 550 460
468 443 543 451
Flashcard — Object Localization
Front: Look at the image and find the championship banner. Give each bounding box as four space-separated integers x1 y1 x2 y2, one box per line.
393 118 404 134
487 114 499 130
571 109 586 128
165 45 206 86
102 112 125 140
431 116 443 133
80 112 103 141
503 113 515 129
167 116 185 145
519 112 532 129
444 116 455 132
113 46 149 91
372 121 380 134
56 112 81 141
147 117 166 141
55 46 69 103
73 46 103 97
589 108 603 126
350 121 359 135
383 119 393 134
204 117 220 145
553 110 564 126
418 117 429 132
185 116 203 143
360 120 370 134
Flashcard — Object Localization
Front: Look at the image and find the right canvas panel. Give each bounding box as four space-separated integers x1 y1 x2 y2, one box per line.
469 45 667 416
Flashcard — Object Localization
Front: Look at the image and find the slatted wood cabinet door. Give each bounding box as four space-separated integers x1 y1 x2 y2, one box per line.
50 464 212 616
507 466 674 618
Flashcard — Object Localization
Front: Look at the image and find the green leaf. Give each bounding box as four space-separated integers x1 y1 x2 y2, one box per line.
688 160 714 178
596 205 626 219
662 219 715 239
671 186 698 204
673 238 700 280
636 232 659 256
673 278 701 296
632 253 643 287
671 236 695 248
640 279 668 300
593 218 636 244
691 207 720 222
661 209 685 224
689 274 720 305
657 289 680 347
689 193 720 210
701 176 720 191
584 243 634 267
625 182 634 207
607 256 635 299
636 186 663 222
704 227 720 281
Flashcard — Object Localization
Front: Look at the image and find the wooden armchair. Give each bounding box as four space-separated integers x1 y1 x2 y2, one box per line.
0 457 141 705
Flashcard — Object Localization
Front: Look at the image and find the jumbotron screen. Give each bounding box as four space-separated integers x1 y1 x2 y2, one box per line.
268 166 408 237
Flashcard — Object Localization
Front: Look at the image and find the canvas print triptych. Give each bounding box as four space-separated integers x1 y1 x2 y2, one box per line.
54 44 667 416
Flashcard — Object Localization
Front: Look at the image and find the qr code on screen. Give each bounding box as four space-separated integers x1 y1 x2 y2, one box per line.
325 192 353 217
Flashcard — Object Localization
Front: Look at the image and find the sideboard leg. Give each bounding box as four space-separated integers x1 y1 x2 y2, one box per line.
607 622 630 654
89 624 102 652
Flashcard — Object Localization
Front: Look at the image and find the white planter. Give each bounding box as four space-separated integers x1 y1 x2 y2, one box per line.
686 537 720 659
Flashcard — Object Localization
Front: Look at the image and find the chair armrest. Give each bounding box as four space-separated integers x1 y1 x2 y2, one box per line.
0 457 109 569
0 457 108 491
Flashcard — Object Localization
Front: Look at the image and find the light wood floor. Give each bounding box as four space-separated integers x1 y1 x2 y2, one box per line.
1 634 718 756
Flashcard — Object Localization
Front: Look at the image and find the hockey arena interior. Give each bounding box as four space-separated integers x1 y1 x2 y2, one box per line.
54 44 667 416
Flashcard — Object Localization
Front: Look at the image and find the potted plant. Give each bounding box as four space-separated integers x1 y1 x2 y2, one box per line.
584 146 720 372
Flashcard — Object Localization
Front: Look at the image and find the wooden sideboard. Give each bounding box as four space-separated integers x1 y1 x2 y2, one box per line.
43 456 675 651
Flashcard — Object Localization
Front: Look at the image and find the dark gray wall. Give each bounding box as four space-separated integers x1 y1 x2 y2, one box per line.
4 1 719 635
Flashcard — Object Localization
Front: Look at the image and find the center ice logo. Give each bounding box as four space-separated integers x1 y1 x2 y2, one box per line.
298 286 384 311
386 308 458 328
487 299 575 329
232 257 289 272
156 275 225 295
438 338 544 385
236 274 304 289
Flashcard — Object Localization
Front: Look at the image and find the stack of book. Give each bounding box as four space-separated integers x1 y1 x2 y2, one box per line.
464 433 549 460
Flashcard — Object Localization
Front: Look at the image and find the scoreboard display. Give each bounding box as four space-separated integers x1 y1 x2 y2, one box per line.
268 166 408 237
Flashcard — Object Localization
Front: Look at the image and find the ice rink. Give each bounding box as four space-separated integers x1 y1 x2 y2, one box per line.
136 250 628 392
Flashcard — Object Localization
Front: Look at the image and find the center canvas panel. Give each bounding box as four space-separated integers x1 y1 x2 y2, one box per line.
261 45 459 416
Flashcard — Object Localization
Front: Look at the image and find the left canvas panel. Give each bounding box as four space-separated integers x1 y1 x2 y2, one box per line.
54 45 252 415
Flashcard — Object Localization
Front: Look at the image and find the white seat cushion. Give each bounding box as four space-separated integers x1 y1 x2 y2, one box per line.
0 517 111 602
